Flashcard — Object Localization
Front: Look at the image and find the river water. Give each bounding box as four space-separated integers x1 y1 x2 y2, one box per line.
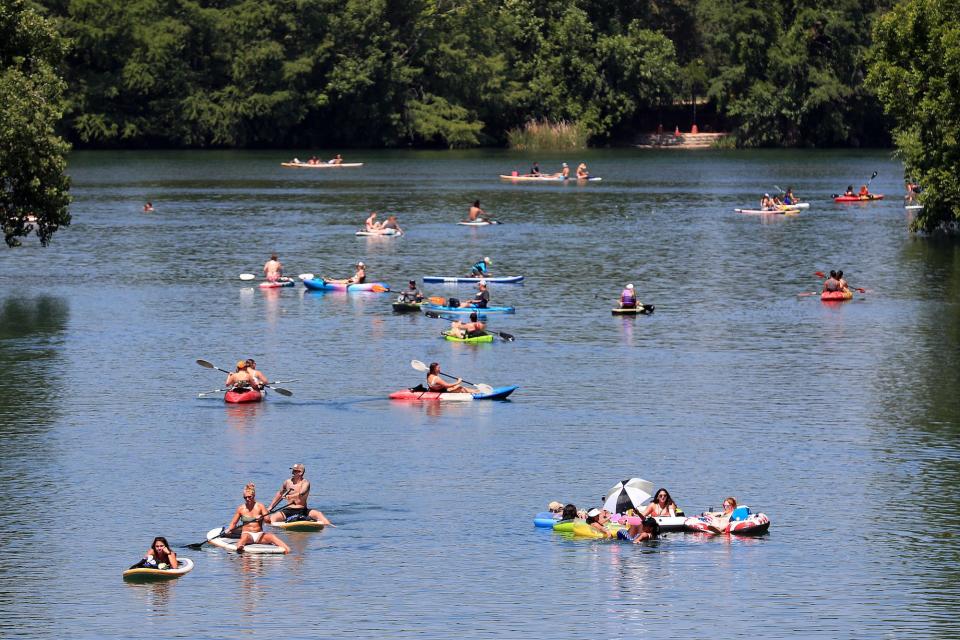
1 149 958 638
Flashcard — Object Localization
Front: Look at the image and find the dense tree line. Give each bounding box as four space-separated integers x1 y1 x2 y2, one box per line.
31 0 896 149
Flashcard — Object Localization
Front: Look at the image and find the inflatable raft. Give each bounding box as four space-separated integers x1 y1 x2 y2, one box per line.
224 388 263 404
821 290 853 302
302 278 390 292
259 278 296 288
356 228 401 237
204 528 287 553
388 385 518 401
684 508 770 536
123 557 194 582
423 275 524 284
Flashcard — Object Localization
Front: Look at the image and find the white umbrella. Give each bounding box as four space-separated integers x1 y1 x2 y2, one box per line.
602 478 654 514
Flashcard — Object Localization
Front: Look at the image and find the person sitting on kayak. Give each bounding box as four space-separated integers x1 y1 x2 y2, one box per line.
427 361 472 394
141 536 178 569
470 257 491 277
617 516 660 543
468 200 488 222
619 283 638 309
576 162 589 179
226 361 257 391
844 185 856 197
585 508 615 538
228 483 290 554
760 193 777 210
381 215 403 234
266 463 333 527
823 270 840 292
263 254 283 283
365 212 382 232
450 312 486 338
859 184 871 198
836 270 849 292
329 154 343 165
327 261 366 285
460 281 490 308
529 162 541 176
245 359 268 390
783 187 798 205
400 280 423 303
642 488 678 518
558 162 570 179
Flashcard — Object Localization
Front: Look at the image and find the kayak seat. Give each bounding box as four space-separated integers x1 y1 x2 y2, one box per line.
409 384 428 392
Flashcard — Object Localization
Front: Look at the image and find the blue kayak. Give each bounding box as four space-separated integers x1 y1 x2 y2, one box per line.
302 279 389 292
422 275 524 284
422 303 515 315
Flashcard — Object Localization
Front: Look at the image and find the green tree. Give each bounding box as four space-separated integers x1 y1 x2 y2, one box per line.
1 0 71 247
869 0 960 232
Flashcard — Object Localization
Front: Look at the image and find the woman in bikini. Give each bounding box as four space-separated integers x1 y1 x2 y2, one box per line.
227 483 290 553
642 488 678 518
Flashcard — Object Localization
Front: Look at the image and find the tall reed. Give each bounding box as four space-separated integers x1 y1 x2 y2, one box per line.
507 119 589 151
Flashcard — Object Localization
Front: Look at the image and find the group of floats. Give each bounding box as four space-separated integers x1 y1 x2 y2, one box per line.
534 478 770 540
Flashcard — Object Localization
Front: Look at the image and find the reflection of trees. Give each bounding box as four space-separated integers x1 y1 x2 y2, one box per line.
0 296 69 437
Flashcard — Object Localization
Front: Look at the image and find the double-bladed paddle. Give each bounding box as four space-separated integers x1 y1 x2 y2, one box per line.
196 359 293 396
409 359 494 394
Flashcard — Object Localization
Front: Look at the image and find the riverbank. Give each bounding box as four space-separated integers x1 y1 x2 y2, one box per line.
635 132 732 149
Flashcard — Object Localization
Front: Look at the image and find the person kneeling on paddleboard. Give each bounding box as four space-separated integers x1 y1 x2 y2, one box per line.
327 261 366 285
228 483 290 554
460 281 490 308
450 312 486 339
427 362 473 394
619 283 638 309
469 256 492 277
266 464 333 526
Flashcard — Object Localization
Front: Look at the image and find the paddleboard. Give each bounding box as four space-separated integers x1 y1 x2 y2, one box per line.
611 304 655 315
734 208 800 215
281 162 363 168
123 558 194 582
905 204 924 211
422 275 524 284
457 220 501 226
356 229 401 237
205 527 286 554
268 519 326 532
259 278 296 288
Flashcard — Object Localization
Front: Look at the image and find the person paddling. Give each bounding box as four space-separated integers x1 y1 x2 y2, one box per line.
266 463 333 527
400 280 424 303
469 257 491 278
263 254 283 283
618 283 638 309
460 280 490 309
228 483 289 554
426 362 473 394
450 312 486 338
225 361 257 391
844 185 856 197
859 184 871 198
327 261 366 285
823 270 841 292
468 200 490 222
245 359 268 390
836 270 849 293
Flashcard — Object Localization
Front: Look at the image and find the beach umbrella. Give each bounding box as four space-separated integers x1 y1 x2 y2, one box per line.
602 478 654 514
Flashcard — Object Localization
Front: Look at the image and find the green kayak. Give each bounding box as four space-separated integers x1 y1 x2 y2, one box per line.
442 331 494 343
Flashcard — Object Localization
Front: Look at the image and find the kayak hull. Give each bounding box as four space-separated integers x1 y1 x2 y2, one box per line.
443 332 494 343
259 278 295 288
734 208 799 215
302 279 390 292
422 304 515 315
499 175 602 182
123 558 194 582
224 389 263 404
392 301 424 313
389 385 518 401
834 195 884 202
821 290 853 302
423 275 524 284
281 162 363 168
457 220 501 226
356 229 401 237
612 304 655 315
205 528 286 554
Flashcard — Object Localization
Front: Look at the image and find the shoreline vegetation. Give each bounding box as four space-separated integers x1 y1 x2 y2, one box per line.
507 121 589 152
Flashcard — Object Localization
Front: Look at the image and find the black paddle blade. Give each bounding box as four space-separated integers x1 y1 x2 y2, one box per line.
499 332 515 342
424 311 441 319
871 171 878 179
196 359 215 369
183 541 206 550
268 386 293 397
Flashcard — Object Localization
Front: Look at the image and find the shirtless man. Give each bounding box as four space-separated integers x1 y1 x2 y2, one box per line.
330 154 343 165
468 200 486 222
365 212 382 232
263 254 283 283
245 358 268 390
450 312 486 338
225 361 257 390
327 261 365 285
267 464 333 526
823 270 841 292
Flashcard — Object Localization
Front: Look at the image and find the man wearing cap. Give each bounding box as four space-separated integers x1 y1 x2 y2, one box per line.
267 464 333 526
619 283 638 309
469 257 491 278
400 280 423 303
459 280 490 308
326 261 366 285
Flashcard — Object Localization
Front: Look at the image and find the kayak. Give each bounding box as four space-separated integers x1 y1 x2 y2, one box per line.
392 300 424 313
259 278 295 289
734 208 800 215
356 228 401 237
388 385 518 401
224 388 263 404
684 510 770 536
422 303 515 315
457 220 501 226
281 162 363 168
302 278 390 292
443 331 494 343
834 194 884 202
612 304 655 315
123 558 195 583
905 204 924 211
499 174 602 182
821 290 853 302
204 528 286 554
782 202 810 209
268 518 325 532
423 275 524 284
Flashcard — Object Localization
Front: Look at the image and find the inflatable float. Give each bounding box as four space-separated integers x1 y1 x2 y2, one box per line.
684 507 770 536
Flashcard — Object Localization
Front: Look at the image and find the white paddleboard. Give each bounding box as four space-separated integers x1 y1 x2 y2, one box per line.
123 557 195 581
205 527 286 554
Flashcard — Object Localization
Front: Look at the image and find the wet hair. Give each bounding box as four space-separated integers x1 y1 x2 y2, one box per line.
641 517 660 538
561 504 578 520
428 362 440 375
829 270 837 279
653 488 676 508
836 270 844 279
152 536 169 550
469 312 478 322
473 200 480 207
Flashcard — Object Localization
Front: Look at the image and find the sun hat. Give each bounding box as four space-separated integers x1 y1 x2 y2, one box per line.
357 261 365 267
587 508 601 517
626 284 634 289
547 501 563 511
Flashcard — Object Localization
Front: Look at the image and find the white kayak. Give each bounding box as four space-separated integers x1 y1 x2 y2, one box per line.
123 557 195 582
356 228 401 236
457 220 501 226
499 174 601 182
281 162 363 168
734 208 800 215
205 527 286 554
906 204 924 211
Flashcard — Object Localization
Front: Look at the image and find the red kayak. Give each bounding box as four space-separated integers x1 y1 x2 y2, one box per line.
224 389 263 403
821 290 853 302
834 194 884 202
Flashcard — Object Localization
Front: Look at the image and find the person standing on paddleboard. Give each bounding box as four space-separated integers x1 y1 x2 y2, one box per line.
266 464 333 527
263 254 283 283
229 483 290 553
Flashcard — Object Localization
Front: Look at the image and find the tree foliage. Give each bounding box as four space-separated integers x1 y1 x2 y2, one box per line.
1 0 71 247
868 0 960 232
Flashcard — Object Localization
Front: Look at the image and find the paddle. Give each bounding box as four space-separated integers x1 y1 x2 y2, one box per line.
183 492 292 550
298 273 315 281
196 359 293 396
424 311 515 341
410 359 494 394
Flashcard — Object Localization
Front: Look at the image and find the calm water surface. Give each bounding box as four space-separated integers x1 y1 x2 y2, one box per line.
2 149 959 638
